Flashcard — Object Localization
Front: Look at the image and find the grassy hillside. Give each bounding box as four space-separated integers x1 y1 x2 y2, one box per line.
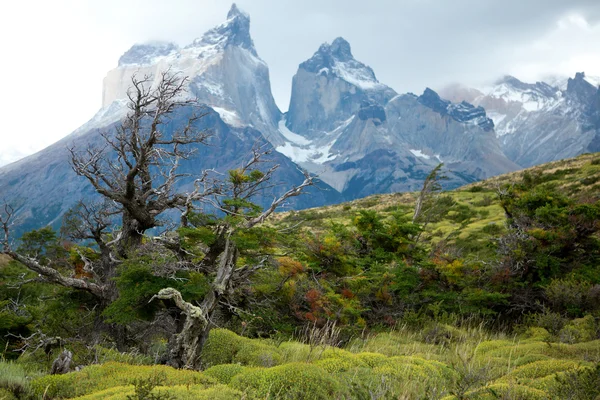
2 153 600 399
4 326 599 399
273 152 600 248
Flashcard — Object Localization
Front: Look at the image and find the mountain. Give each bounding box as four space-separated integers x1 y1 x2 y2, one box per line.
9 4 597 237
102 4 282 143
0 4 341 238
278 38 518 199
439 72 600 167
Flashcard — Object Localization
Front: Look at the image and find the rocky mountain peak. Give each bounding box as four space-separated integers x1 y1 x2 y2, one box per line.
566 72 597 105
227 3 248 19
299 37 383 91
328 37 353 61
494 75 558 98
188 3 256 56
418 88 494 132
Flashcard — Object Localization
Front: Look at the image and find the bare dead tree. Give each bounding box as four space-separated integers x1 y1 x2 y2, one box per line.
69 70 212 254
1 202 15 251
0 71 216 346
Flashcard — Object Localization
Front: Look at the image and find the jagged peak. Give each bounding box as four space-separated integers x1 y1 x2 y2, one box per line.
317 37 353 61
418 88 494 131
227 3 249 20
566 71 597 104
187 3 256 56
300 37 387 91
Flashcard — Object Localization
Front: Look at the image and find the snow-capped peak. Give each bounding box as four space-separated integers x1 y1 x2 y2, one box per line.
227 3 250 20
187 3 256 56
300 37 386 91
477 75 561 112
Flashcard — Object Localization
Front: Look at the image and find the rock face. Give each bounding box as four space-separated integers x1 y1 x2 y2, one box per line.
286 37 397 139
278 40 518 199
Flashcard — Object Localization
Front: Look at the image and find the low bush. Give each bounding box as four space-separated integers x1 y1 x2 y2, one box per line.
553 363 600 400
559 315 597 344
230 363 340 399
30 362 214 399
203 364 248 384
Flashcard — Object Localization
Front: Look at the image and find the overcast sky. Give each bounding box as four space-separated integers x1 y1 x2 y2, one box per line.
1 0 599 166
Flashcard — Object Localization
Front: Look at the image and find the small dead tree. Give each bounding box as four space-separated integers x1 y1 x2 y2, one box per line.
413 163 445 224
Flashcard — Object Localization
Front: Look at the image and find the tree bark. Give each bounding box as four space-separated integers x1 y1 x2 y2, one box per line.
151 237 238 369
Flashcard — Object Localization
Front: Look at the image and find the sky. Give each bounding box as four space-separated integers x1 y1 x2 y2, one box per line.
1 0 600 166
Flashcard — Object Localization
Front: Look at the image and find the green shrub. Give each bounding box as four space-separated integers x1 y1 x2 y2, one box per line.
545 278 592 316
522 327 551 341
0 388 17 400
421 323 466 345
553 363 600 400
499 359 585 383
467 186 485 193
455 383 549 400
233 342 282 367
559 315 598 344
30 362 214 399
482 222 503 235
200 329 243 367
353 352 388 367
230 363 340 399
203 364 248 384
72 384 242 400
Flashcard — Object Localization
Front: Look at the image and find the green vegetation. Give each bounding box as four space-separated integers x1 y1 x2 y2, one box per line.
1 153 600 398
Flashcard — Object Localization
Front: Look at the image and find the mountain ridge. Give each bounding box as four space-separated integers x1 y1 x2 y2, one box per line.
1 3 597 237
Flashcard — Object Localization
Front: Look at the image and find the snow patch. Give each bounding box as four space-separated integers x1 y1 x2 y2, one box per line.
585 75 600 88
409 149 430 159
278 119 311 145
212 107 243 127
73 99 129 136
332 61 385 90
275 118 344 164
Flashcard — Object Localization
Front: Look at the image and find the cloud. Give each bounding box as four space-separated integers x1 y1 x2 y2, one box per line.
0 0 599 166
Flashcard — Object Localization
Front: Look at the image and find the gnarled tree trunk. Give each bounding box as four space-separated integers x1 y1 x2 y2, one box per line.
152 237 238 369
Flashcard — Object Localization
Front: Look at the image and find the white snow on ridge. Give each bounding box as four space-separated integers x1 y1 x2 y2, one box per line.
212 107 243 127
73 99 129 137
275 118 344 164
278 119 311 145
409 149 430 159
332 61 385 90
585 75 600 88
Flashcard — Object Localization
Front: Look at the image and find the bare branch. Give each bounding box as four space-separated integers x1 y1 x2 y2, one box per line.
245 170 315 229
6 251 105 298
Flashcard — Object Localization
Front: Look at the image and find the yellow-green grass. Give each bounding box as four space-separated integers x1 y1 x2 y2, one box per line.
23 326 600 399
